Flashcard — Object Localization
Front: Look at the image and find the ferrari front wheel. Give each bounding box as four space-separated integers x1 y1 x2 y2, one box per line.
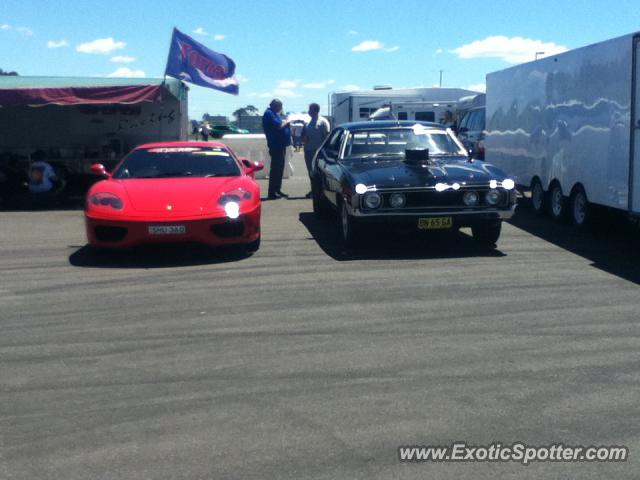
245 235 261 253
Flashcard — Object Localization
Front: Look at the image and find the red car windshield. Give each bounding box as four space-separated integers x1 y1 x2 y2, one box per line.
113 146 241 179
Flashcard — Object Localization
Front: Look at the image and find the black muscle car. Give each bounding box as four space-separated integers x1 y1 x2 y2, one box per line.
310 121 516 247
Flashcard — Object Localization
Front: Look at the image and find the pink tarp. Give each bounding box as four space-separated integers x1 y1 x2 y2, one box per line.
0 84 164 107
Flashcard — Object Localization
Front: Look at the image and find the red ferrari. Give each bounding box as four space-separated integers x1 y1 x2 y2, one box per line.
85 141 263 252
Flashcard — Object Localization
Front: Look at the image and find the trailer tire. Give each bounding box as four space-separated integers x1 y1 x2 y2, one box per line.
549 182 566 222
530 178 546 214
569 185 590 229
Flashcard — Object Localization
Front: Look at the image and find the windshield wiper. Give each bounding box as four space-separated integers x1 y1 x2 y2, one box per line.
147 171 194 178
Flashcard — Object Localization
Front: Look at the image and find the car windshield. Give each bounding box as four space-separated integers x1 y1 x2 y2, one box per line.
112 146 241 179
343 126 466 160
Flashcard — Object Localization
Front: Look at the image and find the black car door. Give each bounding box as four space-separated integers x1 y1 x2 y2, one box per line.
316 128 345 206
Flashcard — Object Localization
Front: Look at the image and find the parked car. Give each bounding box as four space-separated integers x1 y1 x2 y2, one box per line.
456 106 485 160
85 141 263 252
210 125 250 138
311 121 516 247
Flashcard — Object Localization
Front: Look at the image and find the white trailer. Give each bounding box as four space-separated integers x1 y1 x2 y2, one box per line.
485 32 640 227
330 87 478 126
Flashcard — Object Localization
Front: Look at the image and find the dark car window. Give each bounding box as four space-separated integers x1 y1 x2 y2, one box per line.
343 127 464 159
415 111 435 122
459 112 470 130
467 109 485 131
113 146 241 179
324 129 344 157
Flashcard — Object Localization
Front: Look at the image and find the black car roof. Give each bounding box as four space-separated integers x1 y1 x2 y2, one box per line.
337 120 445 131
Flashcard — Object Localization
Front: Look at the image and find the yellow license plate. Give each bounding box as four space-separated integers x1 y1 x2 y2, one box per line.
418 217 453 230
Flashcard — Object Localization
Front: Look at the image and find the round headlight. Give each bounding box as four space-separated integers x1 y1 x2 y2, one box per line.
389 193 406 208
355 183 367 194
463 191 480 206
363 192 382 209
502 178 515 190
224 201 240 219
486 189 502 205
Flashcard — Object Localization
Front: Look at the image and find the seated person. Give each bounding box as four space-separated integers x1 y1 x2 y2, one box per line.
28 152 57 194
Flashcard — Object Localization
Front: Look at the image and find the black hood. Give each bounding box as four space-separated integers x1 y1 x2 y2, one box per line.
342 157 507 189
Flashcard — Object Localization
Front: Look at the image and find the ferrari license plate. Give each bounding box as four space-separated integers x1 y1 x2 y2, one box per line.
148 225 186 235
418 217 453 230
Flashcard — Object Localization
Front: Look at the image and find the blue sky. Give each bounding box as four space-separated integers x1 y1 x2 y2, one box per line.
2 0 640 120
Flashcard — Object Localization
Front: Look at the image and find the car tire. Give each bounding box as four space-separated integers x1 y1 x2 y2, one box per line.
530 178 546 214
471 221 502 246
569 185 590 229
549 182 566 222
340 200 362 248
312 178 331 220
245 235 261 253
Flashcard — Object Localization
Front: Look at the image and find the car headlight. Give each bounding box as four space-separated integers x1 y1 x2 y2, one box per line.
502 178 515 190
363 192 382 209
463 191 480 206
224 201 240 219
389 193 406 208
485 189 502 205
88 192 123 210
218 189 252 204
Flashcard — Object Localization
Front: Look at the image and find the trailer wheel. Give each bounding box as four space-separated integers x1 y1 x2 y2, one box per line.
549 182 566 222
569 185 590 229
530 178 546 214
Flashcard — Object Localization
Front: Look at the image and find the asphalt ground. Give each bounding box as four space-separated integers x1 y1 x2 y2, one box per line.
2 152 640 479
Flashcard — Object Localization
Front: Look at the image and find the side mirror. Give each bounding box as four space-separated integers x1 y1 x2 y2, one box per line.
90 163 110 178
241 158 264 177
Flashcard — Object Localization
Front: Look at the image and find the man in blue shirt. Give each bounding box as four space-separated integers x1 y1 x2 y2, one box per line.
262 99 291 199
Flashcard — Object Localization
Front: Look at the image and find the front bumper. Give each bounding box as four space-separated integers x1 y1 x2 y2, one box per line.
85 207 260 249
346 203 515 230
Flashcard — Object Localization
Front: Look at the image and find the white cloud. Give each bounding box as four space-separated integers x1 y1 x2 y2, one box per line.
213 34 225 41
253 88 300 98
273 88 300 98
303 82 327 89
466 83 486 93
16 26 33 36
303 79 337 89
352 40 383 52
47 40 69 48
435 48 443 54
77 37 126 54
451 35 568 64
110 55 136 63
342 84 361 91
278 80 298 89
0 24 11 30
348 30 358 35
193 27 208 36
352 40 399 53
108 67 145 78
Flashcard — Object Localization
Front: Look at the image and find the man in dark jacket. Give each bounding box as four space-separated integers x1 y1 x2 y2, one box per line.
262 99 291 199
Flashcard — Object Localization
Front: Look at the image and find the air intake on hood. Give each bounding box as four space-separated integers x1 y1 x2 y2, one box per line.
404 147 431 165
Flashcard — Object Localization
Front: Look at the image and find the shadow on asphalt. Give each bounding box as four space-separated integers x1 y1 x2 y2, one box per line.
508 201 640 285
298 212 506 261
69 243 252 269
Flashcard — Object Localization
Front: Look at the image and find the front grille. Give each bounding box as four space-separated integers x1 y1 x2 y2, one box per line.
95 226 127 242
374 189 509 210
211 221 244 238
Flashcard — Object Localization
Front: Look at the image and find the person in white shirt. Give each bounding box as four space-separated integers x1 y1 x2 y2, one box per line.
302 103 330 198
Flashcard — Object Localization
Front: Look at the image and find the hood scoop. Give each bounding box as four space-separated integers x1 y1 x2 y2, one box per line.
404 147 433 166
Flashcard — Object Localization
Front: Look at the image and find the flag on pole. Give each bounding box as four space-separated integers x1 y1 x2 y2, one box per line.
165 28 239 95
